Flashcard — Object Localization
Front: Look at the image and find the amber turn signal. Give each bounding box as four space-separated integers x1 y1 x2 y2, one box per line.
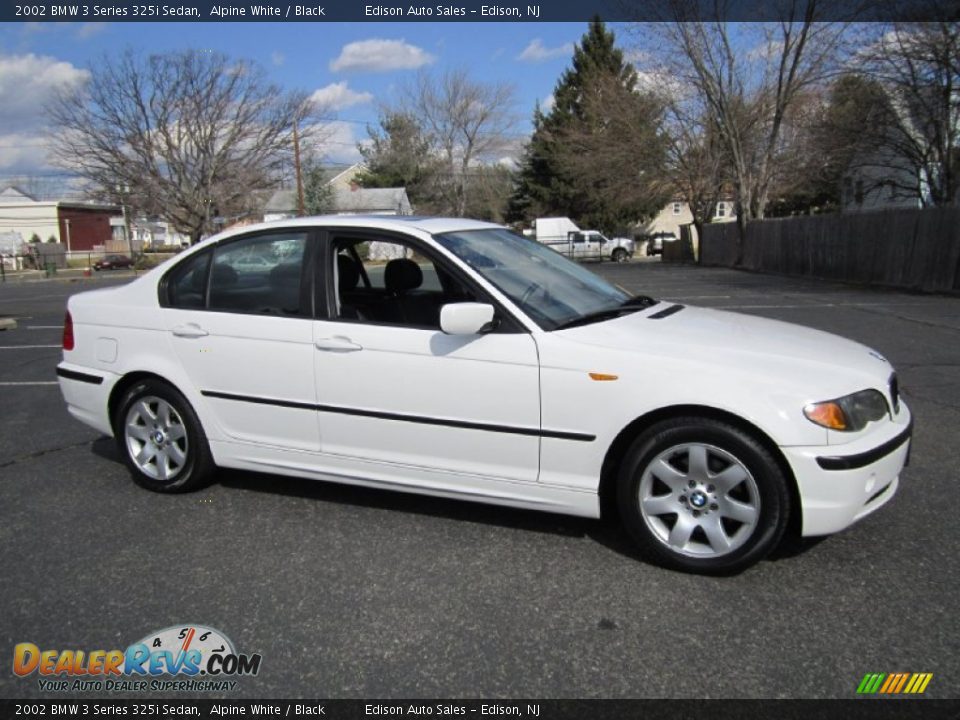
588 373 619 382
803 402 848 430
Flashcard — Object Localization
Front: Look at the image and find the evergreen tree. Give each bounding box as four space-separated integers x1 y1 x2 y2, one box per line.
356 112 437 210
302 163 336 215
510 18 665 230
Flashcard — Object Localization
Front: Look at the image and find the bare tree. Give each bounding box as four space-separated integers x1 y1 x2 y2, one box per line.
401 69 517 217
48 50 322 243
659 99 731 239
633 3 848 250
852 18 959 206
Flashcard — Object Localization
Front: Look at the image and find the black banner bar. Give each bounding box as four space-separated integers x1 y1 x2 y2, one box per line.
3 0 956 23
0 699 958 720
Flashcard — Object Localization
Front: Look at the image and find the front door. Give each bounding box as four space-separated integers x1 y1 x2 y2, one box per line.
311 232 541 484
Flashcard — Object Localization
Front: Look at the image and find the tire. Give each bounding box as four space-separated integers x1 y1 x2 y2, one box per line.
113 379 215 493
616 417 790 575
612 248 628 263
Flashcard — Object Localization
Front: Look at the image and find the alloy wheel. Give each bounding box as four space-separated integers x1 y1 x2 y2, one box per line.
637 443 760 558
124 395 189 481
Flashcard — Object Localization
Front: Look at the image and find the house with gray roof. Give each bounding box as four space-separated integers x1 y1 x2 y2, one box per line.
262 163 413 221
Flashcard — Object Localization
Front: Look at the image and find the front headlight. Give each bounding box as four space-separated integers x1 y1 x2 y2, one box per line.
804 389 889 432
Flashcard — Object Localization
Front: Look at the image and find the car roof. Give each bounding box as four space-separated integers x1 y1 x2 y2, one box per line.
212 215 504 243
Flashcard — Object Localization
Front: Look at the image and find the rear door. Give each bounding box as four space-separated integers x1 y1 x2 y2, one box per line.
162 229 321 451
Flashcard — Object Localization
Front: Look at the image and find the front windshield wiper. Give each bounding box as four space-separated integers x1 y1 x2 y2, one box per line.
554 306 645 330
620 294 658 308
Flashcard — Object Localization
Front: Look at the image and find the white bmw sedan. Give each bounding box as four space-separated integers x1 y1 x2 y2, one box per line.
57 217 912 574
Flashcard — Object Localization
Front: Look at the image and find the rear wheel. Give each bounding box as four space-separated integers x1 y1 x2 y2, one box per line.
114 379 214 493
617 417 790 574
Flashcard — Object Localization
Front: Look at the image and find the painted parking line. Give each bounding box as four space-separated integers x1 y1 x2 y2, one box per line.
0 345 61 349
0 381 58 386
719 301 937 310
26 326 63 330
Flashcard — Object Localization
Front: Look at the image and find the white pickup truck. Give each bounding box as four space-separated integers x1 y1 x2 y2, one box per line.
534 217 634 262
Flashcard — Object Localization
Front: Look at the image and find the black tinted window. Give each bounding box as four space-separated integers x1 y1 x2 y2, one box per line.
167 251 211 309
209 232 308 316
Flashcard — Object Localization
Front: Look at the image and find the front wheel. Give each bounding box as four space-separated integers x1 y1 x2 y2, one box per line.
114 379 215 493
612 248 628 263
617 417 790 574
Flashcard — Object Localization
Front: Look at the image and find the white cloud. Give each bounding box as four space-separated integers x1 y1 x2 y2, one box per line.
0 54 88 137
517 39 573 63
75 23 107 40
542 94 555 112
0 54 87 175
0 132 53 174
22 22 50 35
330 39 435 73
634 69 686 102
306 121 362 165
309 82 373 112
746 40 785 62
271 51 285 67
624 48 650 64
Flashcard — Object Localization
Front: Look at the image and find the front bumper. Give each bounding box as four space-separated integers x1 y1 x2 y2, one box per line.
782 406 912 536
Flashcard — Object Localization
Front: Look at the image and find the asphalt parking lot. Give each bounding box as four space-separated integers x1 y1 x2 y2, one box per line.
1 263 958 699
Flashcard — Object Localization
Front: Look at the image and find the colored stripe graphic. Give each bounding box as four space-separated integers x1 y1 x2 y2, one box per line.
857 673 932 694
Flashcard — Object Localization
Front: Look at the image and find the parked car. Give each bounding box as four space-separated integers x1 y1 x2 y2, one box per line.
645 231 678 256
57 217 911 574
93 254 134 271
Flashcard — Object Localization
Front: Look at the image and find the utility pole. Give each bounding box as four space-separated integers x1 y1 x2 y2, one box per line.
117 183 136 275
64 218 71 254
293 116 305 216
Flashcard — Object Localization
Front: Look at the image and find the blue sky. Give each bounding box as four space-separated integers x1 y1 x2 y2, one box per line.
0 21 618 186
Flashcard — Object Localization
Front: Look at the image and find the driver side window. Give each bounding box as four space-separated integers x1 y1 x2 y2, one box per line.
332 237 477 329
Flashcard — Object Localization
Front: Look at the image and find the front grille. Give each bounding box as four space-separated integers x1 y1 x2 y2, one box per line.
889 373 900 414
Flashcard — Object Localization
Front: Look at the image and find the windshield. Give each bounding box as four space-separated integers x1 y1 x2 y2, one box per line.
434 227 631 330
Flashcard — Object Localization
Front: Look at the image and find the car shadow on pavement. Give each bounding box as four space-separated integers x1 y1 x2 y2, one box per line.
220 467 598 539
90 436 827 568
91 436 122 461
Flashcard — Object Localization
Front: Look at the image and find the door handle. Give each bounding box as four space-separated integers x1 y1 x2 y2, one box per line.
172 323 209 338
315 336 362 352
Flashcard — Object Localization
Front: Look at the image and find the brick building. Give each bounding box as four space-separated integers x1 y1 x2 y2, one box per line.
0 186 120 252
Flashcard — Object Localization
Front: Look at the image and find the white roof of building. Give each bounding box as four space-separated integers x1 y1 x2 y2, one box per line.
265 186 412 215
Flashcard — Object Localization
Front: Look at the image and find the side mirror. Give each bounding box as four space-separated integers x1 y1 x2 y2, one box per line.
440 302 495 336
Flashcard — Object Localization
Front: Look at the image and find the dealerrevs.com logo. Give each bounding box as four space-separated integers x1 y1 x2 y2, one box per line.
13 624 262 692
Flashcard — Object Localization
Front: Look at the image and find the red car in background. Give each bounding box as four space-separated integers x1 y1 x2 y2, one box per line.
93 254 134 271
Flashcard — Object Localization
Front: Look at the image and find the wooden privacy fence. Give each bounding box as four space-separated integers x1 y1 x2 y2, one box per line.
699 206 960 293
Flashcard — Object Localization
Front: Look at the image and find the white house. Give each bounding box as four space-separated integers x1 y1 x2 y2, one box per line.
264 185 413 222
840 144 924 213
643 199 737 238
0 186 120 252
263 163 413 222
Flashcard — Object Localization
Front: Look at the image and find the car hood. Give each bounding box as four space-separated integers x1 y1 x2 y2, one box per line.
558 303 893 396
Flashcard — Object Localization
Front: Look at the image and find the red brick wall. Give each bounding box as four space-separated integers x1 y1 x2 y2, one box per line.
57 207 117 252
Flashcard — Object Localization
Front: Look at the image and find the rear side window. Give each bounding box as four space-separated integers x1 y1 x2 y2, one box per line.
209 232 308 316
166 251 211 309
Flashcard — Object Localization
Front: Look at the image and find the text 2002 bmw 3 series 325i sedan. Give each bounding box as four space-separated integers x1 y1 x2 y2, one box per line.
57 217 912 574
